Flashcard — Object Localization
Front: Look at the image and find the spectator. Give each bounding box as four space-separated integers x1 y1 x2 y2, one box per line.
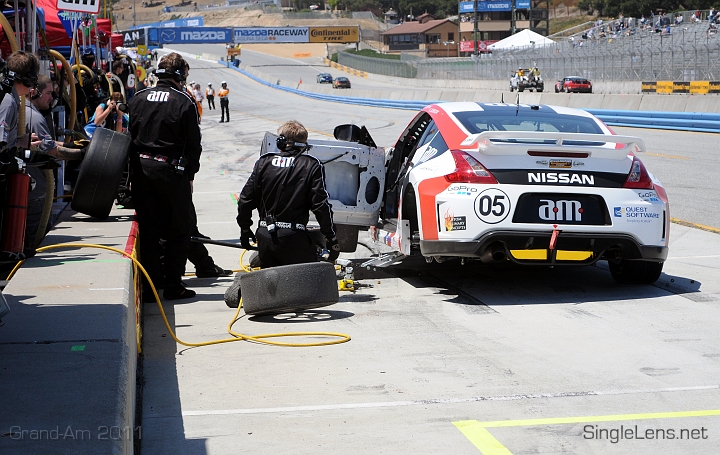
84 92 128 139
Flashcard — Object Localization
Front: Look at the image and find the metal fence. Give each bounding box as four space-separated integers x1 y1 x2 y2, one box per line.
341 13 720 83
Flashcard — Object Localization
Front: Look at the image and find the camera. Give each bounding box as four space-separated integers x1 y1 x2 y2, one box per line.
174 156 186 175
265 215 277 233
117 102 127 112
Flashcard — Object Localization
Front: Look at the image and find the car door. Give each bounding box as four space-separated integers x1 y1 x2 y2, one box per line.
381 112 433 221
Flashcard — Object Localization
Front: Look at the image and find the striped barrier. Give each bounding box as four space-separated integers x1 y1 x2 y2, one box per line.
642 81 720 94
226 62 720 133
323 58 369 78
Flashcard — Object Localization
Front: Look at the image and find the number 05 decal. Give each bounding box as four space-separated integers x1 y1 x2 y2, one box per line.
474 188 511 224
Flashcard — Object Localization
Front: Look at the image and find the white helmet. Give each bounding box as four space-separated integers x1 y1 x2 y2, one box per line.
221 80 227 85
208 82 212 86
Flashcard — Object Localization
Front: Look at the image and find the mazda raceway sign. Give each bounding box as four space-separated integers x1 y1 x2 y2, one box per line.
145 26 359 45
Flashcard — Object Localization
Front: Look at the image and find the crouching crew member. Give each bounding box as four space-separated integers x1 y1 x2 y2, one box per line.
230 121 339 307
129 52 201 300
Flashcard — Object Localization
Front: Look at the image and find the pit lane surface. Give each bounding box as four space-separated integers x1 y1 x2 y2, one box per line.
139 55 720 454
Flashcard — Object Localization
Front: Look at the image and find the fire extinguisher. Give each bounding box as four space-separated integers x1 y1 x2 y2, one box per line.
0 168 30 254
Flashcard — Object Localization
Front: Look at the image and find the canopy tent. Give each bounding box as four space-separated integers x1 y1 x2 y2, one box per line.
1 0 118 57
488 29 556 50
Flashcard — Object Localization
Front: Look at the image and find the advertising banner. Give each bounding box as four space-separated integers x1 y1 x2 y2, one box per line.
158 27 232 44
233 27 309 43
58 10 83 38
119 28 146 47
57 0 101 14
459 0 530 13
308 26 359 43
459 40 497 52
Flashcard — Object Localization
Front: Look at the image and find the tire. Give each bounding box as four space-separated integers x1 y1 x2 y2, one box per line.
510 86 514 92
335 224 359 253
609 259 664 284
71 128 131 219
224 272 243 308
565 86 570 93
240 262 339 315
537 88 543 92
555 87 559 93
518 87 524 92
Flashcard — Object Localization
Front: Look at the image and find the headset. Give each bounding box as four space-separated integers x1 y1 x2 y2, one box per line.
155 67 186 83
276 135 311 154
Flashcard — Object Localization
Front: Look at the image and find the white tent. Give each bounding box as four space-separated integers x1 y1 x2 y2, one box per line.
488 29 556 50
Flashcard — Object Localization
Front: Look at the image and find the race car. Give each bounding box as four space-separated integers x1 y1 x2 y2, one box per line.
271 103 669 284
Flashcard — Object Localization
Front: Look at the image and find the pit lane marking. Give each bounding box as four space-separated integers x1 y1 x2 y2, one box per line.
671 218 720 234
453 409 720 454
646 152 690 160
176 384 720 417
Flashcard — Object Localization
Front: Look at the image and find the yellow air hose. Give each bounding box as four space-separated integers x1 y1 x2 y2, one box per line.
7 243 351 348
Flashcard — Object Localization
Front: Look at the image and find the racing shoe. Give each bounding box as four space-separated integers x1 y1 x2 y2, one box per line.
196 264 232 278
163 284 196 300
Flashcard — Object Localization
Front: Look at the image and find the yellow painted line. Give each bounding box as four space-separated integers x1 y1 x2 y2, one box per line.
454 421 513 455
645 152 689 160
671 218 720 234
473 409 720 428
455 410 720 453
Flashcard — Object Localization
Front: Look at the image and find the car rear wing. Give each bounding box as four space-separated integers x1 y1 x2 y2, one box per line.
460 131 646 159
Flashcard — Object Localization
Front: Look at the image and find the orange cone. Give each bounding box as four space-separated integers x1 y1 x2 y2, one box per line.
299 78 302 84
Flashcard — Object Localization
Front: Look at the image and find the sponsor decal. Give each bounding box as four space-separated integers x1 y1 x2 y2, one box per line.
636 190 660 202
146 91 169 102
549 159 573 169
271 156 295 168
527 172 595 185
443 210 467 231
539 199 583 222
474 188 511 224
161 29 176 42
417 145 439 163
447 185 477 196
613 206 661 222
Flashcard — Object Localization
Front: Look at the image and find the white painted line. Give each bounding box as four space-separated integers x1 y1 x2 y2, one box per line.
667 255 720 260
176 384 720 417
196 221 236 225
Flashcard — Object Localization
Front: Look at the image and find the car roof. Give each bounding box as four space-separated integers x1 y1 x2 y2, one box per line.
336 76 349 80
422 102 606 148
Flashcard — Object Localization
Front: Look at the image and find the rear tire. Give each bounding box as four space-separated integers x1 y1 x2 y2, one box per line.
565 86 570 93
71 128 131 219
609 259 664 284
240 262 339 315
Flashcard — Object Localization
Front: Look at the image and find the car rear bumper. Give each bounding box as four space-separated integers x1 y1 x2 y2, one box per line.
419 230 668 265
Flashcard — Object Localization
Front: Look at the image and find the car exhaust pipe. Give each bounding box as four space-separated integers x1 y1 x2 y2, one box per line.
480 243 506 263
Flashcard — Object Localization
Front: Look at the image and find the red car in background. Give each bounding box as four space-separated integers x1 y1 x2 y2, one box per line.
555 77 593 93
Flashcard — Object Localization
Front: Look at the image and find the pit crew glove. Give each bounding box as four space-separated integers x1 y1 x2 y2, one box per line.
240 228 256 250
326 237 340 262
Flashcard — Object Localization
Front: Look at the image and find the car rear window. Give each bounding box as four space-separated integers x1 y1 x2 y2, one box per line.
570 78 590 84
454 108 604 136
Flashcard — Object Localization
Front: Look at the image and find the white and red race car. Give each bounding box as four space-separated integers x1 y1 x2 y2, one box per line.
265 102 669 284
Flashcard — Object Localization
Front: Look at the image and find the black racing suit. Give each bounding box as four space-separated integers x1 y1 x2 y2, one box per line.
128 79 202 291
236 149 336 268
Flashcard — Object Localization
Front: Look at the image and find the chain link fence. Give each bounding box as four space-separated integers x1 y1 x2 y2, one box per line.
340 16 720 83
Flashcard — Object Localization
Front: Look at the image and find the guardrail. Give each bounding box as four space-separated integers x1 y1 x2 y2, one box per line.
225 61 720 134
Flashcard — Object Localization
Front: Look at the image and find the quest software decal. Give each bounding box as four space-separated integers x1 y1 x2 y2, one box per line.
614 206 661 223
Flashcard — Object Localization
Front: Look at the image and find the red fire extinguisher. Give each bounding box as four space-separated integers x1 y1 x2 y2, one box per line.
0 171 31 253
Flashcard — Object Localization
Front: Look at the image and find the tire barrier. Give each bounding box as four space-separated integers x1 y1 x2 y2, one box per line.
227 61 720 133
71 128 132 219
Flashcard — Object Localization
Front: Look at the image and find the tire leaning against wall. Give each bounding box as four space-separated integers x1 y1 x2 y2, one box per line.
71 128 132 219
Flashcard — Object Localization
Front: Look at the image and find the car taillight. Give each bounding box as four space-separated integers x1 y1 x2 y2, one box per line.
622 156 654 189
444 150 498 184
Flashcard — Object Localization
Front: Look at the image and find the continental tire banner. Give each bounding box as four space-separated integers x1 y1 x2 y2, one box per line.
308 27 359 43
234 27 309 43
